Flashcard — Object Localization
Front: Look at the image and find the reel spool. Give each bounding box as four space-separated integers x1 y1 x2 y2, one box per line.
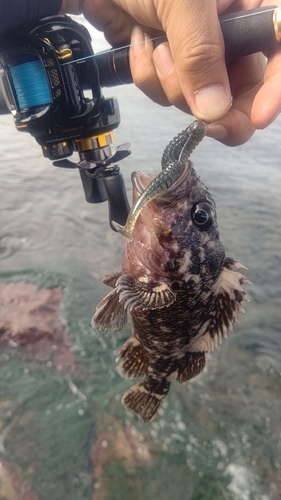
0 15 130 228
9 58 51 110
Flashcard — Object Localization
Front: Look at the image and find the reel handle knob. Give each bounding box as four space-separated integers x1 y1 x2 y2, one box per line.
102 172 130 231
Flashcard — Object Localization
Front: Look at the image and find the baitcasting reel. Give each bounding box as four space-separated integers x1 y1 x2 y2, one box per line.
0 15 132 230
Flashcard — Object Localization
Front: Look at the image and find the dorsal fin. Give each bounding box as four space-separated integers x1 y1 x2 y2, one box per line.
116 274 176 311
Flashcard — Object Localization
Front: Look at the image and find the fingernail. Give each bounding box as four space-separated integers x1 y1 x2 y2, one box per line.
207 123 228 141
154 43 175 76
194 85 232 121
131 26 145 56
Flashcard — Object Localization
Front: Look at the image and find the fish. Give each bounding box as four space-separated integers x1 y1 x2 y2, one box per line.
92 120 249 422
112 120 207 241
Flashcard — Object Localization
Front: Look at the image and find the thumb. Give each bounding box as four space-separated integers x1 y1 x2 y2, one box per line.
156 0 232 121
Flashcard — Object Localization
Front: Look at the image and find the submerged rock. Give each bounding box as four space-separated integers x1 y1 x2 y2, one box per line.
91 414 151 500
0 282 75 373
0 458 38 500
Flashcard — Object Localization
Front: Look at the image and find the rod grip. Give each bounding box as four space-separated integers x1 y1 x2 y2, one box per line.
98 6 280 86
220 6 278 63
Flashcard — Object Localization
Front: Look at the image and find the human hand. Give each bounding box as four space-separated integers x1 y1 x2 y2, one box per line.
61 0 281 146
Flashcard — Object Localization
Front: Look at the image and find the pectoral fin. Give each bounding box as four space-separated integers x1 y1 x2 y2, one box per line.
102 271 122 288
116 274 176 311
92 288 127 332
210 257 249 337
189 257 249 353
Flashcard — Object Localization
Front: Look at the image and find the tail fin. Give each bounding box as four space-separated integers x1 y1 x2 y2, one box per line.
122 381 170 422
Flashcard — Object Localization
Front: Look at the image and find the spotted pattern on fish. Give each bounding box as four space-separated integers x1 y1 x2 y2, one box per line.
112 120 207 240
92 122 249 422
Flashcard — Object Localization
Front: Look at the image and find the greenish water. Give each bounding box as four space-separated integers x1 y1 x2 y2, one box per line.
0 23 281 500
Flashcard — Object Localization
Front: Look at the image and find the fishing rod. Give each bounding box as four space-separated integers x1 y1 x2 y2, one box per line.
0 6 280 230
86 5 281 86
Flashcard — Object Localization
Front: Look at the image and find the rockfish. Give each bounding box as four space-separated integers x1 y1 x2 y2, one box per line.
93 121 249 422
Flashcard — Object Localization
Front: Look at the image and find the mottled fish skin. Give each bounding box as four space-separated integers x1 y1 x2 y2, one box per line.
112 120 207 241
93 125 249 422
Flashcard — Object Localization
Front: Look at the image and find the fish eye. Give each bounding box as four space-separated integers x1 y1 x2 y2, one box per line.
191 202 213 230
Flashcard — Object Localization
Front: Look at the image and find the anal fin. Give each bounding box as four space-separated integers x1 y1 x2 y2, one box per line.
117 336 146 379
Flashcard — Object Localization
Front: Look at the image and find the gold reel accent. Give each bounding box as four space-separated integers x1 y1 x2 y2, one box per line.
273 7 281 43
73 132 114 152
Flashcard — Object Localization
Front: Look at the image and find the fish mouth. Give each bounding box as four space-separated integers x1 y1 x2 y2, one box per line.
131 171 156 203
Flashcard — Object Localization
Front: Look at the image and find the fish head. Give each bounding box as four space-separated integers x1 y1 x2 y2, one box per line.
123 161 226 285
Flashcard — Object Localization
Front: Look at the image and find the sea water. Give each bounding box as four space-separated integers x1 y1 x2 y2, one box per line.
0 21 280 500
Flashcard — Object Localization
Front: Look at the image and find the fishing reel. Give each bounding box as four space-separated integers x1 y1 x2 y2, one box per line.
0 15 132 229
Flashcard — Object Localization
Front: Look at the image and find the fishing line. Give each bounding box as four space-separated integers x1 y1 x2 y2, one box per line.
60 34 166 66
60 32 280 106
10 59 51 109
9 30 280 112
7 35 167 111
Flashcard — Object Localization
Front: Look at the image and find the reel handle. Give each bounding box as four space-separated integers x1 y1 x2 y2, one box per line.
102 172 130 230
98 5 281 87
